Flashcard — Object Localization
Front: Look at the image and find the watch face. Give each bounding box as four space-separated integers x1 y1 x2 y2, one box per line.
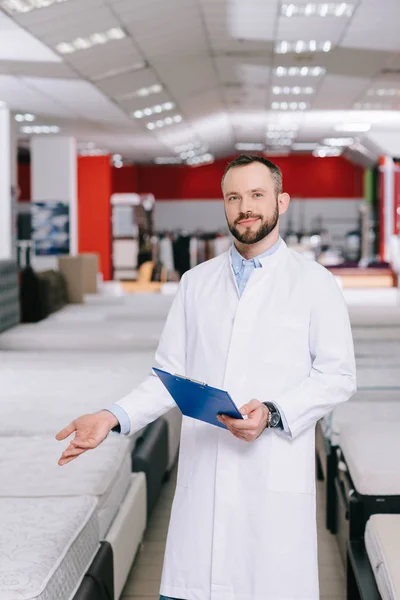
270 412 281 428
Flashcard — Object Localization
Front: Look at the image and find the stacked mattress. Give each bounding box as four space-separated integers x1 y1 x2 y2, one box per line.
365 514 400 600
0 496 99 600
0 291 180 599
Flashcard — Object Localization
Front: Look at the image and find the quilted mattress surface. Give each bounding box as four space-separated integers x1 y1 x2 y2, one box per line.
365 514 400 600
340 422 400 496
0 496 99 600
0 435 132 538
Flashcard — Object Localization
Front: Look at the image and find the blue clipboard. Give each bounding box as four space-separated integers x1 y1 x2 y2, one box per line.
153 368 243 429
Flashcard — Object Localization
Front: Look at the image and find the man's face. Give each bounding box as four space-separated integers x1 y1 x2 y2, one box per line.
222 162 280 245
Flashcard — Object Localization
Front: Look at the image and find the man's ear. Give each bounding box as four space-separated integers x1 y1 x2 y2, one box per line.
278 192 291 216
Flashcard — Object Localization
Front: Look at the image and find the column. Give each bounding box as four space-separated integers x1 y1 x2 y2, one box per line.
31 136 77 270
0 105 17 260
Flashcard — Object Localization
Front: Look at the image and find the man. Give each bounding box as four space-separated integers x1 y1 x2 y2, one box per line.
57 155 356 600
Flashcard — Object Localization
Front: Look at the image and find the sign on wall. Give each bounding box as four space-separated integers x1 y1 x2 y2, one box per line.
32 201 70 256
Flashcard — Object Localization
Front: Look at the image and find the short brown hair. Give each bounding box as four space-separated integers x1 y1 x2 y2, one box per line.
222 154 283 196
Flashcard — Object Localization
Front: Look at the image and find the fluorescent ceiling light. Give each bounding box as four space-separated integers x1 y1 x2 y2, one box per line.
21 125 60 134
146 115 182 130
15 113 35 122
271 101 308 110
56 27 126 55
272 86 315 95
187 153 214 166
1 0 70 13
275 40 332 54
367 88 400 97
235 142 264 151
267 138 293 146
334 123 371 132
354 102 390 110
313 146 342 157
292 142 319 151
275 66 326 77
266 131 297 139
267 124 299 132
175 141 204 153
133 102 175 119
154 157 183 165
323 137 354 146
281 3 355 18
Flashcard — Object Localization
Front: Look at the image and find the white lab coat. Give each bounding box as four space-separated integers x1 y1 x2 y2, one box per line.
117 241 356 600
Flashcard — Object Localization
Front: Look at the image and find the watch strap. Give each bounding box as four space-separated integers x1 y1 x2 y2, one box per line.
263 402 283 429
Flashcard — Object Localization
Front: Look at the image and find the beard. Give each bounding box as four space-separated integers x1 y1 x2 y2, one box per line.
227 201 279 245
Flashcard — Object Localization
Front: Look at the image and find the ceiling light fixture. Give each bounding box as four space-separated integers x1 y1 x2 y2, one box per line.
15 113 35 122
174 141 204 153
281 3 355 18
235 142 265 151
146 115 182 130
271 101 308 110
275 66 326 77
367 88 400 97
133 102 175 119
272 86 315 95
187 153 214 167
292 142 319 151
1 0 70 14
275 40 332 54
21 125 60 134
334 123 371 132
313 146 343 157
353 102 389 110
56 27 126 55
322 137 354 146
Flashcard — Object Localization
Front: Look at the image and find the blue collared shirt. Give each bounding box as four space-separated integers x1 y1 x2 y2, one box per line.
231 238 282 296
107 237 288 435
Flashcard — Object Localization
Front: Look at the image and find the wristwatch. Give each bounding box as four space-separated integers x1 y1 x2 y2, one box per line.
263 402 283 429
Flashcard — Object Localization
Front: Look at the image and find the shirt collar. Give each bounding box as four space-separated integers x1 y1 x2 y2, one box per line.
231 237 282 274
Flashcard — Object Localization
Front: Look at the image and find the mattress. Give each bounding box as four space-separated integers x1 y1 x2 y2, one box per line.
0 495 99 600
322 394 400 446
365 514 400 600
106 473 147 599
340 422 400 496
0 435 132 538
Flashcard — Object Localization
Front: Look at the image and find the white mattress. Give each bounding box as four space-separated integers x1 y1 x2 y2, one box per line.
106 473 147 599
340 422 400 496
0 435 132 538
0 495 99 600
365 514 400 600
322 395 400 446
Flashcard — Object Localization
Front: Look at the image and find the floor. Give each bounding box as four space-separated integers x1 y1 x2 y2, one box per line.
122 469 345 600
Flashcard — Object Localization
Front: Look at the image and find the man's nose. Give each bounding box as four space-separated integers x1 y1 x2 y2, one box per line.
239 195 253 215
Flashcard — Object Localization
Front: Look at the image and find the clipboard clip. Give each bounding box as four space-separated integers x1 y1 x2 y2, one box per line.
174 373 208 386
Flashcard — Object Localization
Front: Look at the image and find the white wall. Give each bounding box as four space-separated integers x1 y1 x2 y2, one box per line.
31 136 77 271
154 198 364 248
0 106 17 260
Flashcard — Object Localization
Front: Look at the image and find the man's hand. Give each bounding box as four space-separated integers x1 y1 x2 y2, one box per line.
217 399 269 442
56 410 118 466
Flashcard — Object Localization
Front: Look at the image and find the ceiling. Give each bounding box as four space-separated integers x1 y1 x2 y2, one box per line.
1 0 400 164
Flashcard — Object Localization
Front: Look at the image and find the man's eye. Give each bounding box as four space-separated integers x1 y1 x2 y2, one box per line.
229 196 239 201
254 193 262 198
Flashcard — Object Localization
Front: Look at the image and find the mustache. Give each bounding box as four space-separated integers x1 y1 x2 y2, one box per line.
235 213 263 225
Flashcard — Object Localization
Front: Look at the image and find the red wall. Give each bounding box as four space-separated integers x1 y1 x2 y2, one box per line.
112 164 138 194
17 162 31 201
17 154 364 202
77 156 112 281
132 155 363 199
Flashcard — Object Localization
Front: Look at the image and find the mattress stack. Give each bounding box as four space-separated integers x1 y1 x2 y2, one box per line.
0 292 181 600
316 294 400 599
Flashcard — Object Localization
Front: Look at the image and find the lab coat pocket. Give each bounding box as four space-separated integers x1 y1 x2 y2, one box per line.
176 417 196 489
267 429 316 494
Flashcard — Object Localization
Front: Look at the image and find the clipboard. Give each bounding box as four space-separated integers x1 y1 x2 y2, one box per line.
153 367 243 429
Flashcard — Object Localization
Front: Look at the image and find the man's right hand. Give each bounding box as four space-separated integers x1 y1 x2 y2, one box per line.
56 410 119 466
